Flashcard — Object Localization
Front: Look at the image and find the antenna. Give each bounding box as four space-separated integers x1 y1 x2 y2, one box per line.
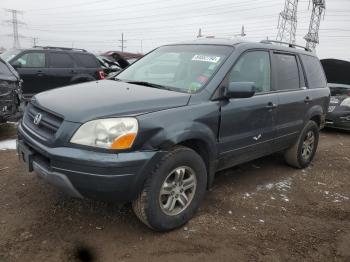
276 0 299 44
304 0 326 52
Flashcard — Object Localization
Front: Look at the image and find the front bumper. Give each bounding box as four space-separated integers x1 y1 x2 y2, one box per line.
18 123 164 202
326 110 350 131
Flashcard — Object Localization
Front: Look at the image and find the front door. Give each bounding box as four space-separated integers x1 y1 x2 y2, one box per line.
12 51 49 96
218 50 278 169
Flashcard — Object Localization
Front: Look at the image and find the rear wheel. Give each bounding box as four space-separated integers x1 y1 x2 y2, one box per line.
284 120 319 168
132 146 207 231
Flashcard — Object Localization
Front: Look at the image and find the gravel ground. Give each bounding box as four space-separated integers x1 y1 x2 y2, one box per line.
0 123 349 262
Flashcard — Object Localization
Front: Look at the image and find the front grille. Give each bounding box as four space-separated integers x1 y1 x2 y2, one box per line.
23 103 63 141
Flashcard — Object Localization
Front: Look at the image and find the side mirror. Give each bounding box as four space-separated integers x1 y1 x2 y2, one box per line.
11 61 22 69
225 82 256 99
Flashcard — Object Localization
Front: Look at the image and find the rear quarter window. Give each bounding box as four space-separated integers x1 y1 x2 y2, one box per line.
300 55 327 88
74 54 99 68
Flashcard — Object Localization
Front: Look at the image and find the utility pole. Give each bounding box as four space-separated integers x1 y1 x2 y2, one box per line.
235 25 246 37
118 33 127 52
276 0 299 44
304 0 326 51
32 37 38 47
3 9 25 49
197 28 203 38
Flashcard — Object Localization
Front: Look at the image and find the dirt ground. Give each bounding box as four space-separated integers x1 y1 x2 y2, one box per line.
0 123 349 262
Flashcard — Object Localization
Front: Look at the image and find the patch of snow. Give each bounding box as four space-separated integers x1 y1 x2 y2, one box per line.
258 219 265 223
0 139 16 150
257 178 292 192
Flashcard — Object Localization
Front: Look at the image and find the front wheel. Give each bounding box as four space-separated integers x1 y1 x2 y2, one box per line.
132 146 207 231
284 120 319 169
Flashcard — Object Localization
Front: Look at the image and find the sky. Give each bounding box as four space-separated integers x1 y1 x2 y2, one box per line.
0 0 350 60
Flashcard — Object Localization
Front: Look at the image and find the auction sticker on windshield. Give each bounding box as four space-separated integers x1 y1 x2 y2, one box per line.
192 55 221 63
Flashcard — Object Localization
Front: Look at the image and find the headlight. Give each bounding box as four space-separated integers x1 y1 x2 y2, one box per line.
340 97 350 107
70 118 138 150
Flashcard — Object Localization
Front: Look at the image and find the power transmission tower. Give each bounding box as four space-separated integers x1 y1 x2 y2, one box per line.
118 33 127 52
3 9 25 49
304 0 326 51
276 0 299 44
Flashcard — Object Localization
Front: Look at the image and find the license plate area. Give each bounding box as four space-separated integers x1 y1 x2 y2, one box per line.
17 140 34 172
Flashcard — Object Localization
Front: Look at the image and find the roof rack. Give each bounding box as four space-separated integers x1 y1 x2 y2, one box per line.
260 40 311 52
33 46 87 52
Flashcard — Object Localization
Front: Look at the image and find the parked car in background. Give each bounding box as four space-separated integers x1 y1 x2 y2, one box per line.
0 46 104 100
321 59 350 130
96 55 121 77
0 57 22 123
17 39 329 231
102 51 143 69
326 83 350 130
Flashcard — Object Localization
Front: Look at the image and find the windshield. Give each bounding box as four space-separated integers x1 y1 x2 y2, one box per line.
0 49 22 62
117 45 233 93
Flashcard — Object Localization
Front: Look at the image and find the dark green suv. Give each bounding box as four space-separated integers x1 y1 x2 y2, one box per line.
17 39 329 231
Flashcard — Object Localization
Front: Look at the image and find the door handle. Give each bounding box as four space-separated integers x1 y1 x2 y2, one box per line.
265 102 277 110
36 70 45 77
304 96 313 103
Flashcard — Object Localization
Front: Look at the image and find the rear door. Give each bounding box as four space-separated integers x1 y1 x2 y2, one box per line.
73 53 100 80
218 50 278 169
47 52 76 89
11 51 49 95
272 51 309 150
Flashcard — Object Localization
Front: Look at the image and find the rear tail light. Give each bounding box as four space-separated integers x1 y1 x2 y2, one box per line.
98 70 105 80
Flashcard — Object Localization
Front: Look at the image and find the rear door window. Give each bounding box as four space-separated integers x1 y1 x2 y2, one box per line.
49 53 75 68
74 54 99 68
300 55 327 88
273 53 300 91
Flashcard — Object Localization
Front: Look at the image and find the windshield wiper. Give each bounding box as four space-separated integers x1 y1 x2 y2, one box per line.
126 81 174 91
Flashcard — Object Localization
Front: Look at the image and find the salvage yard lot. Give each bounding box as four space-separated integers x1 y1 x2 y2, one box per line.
0 124 349 262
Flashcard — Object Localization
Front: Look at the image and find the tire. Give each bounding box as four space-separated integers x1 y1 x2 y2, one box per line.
284 120 319 169
132 146 207 231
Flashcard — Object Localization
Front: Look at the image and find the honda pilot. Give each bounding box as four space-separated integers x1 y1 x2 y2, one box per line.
17 39 329 231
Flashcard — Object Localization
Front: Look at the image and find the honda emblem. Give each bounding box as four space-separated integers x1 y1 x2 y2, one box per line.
33 113 42 125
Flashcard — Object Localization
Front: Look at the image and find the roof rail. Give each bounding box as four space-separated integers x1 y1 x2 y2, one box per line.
260 40 311 52
33 46 87 52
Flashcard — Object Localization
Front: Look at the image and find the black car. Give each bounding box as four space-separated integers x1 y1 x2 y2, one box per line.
326 83 350 130
17 39 329 231
0 57 22 123
0 47 105 100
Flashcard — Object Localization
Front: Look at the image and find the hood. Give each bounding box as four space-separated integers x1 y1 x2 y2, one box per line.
321 59 350 85
33 80 191 123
